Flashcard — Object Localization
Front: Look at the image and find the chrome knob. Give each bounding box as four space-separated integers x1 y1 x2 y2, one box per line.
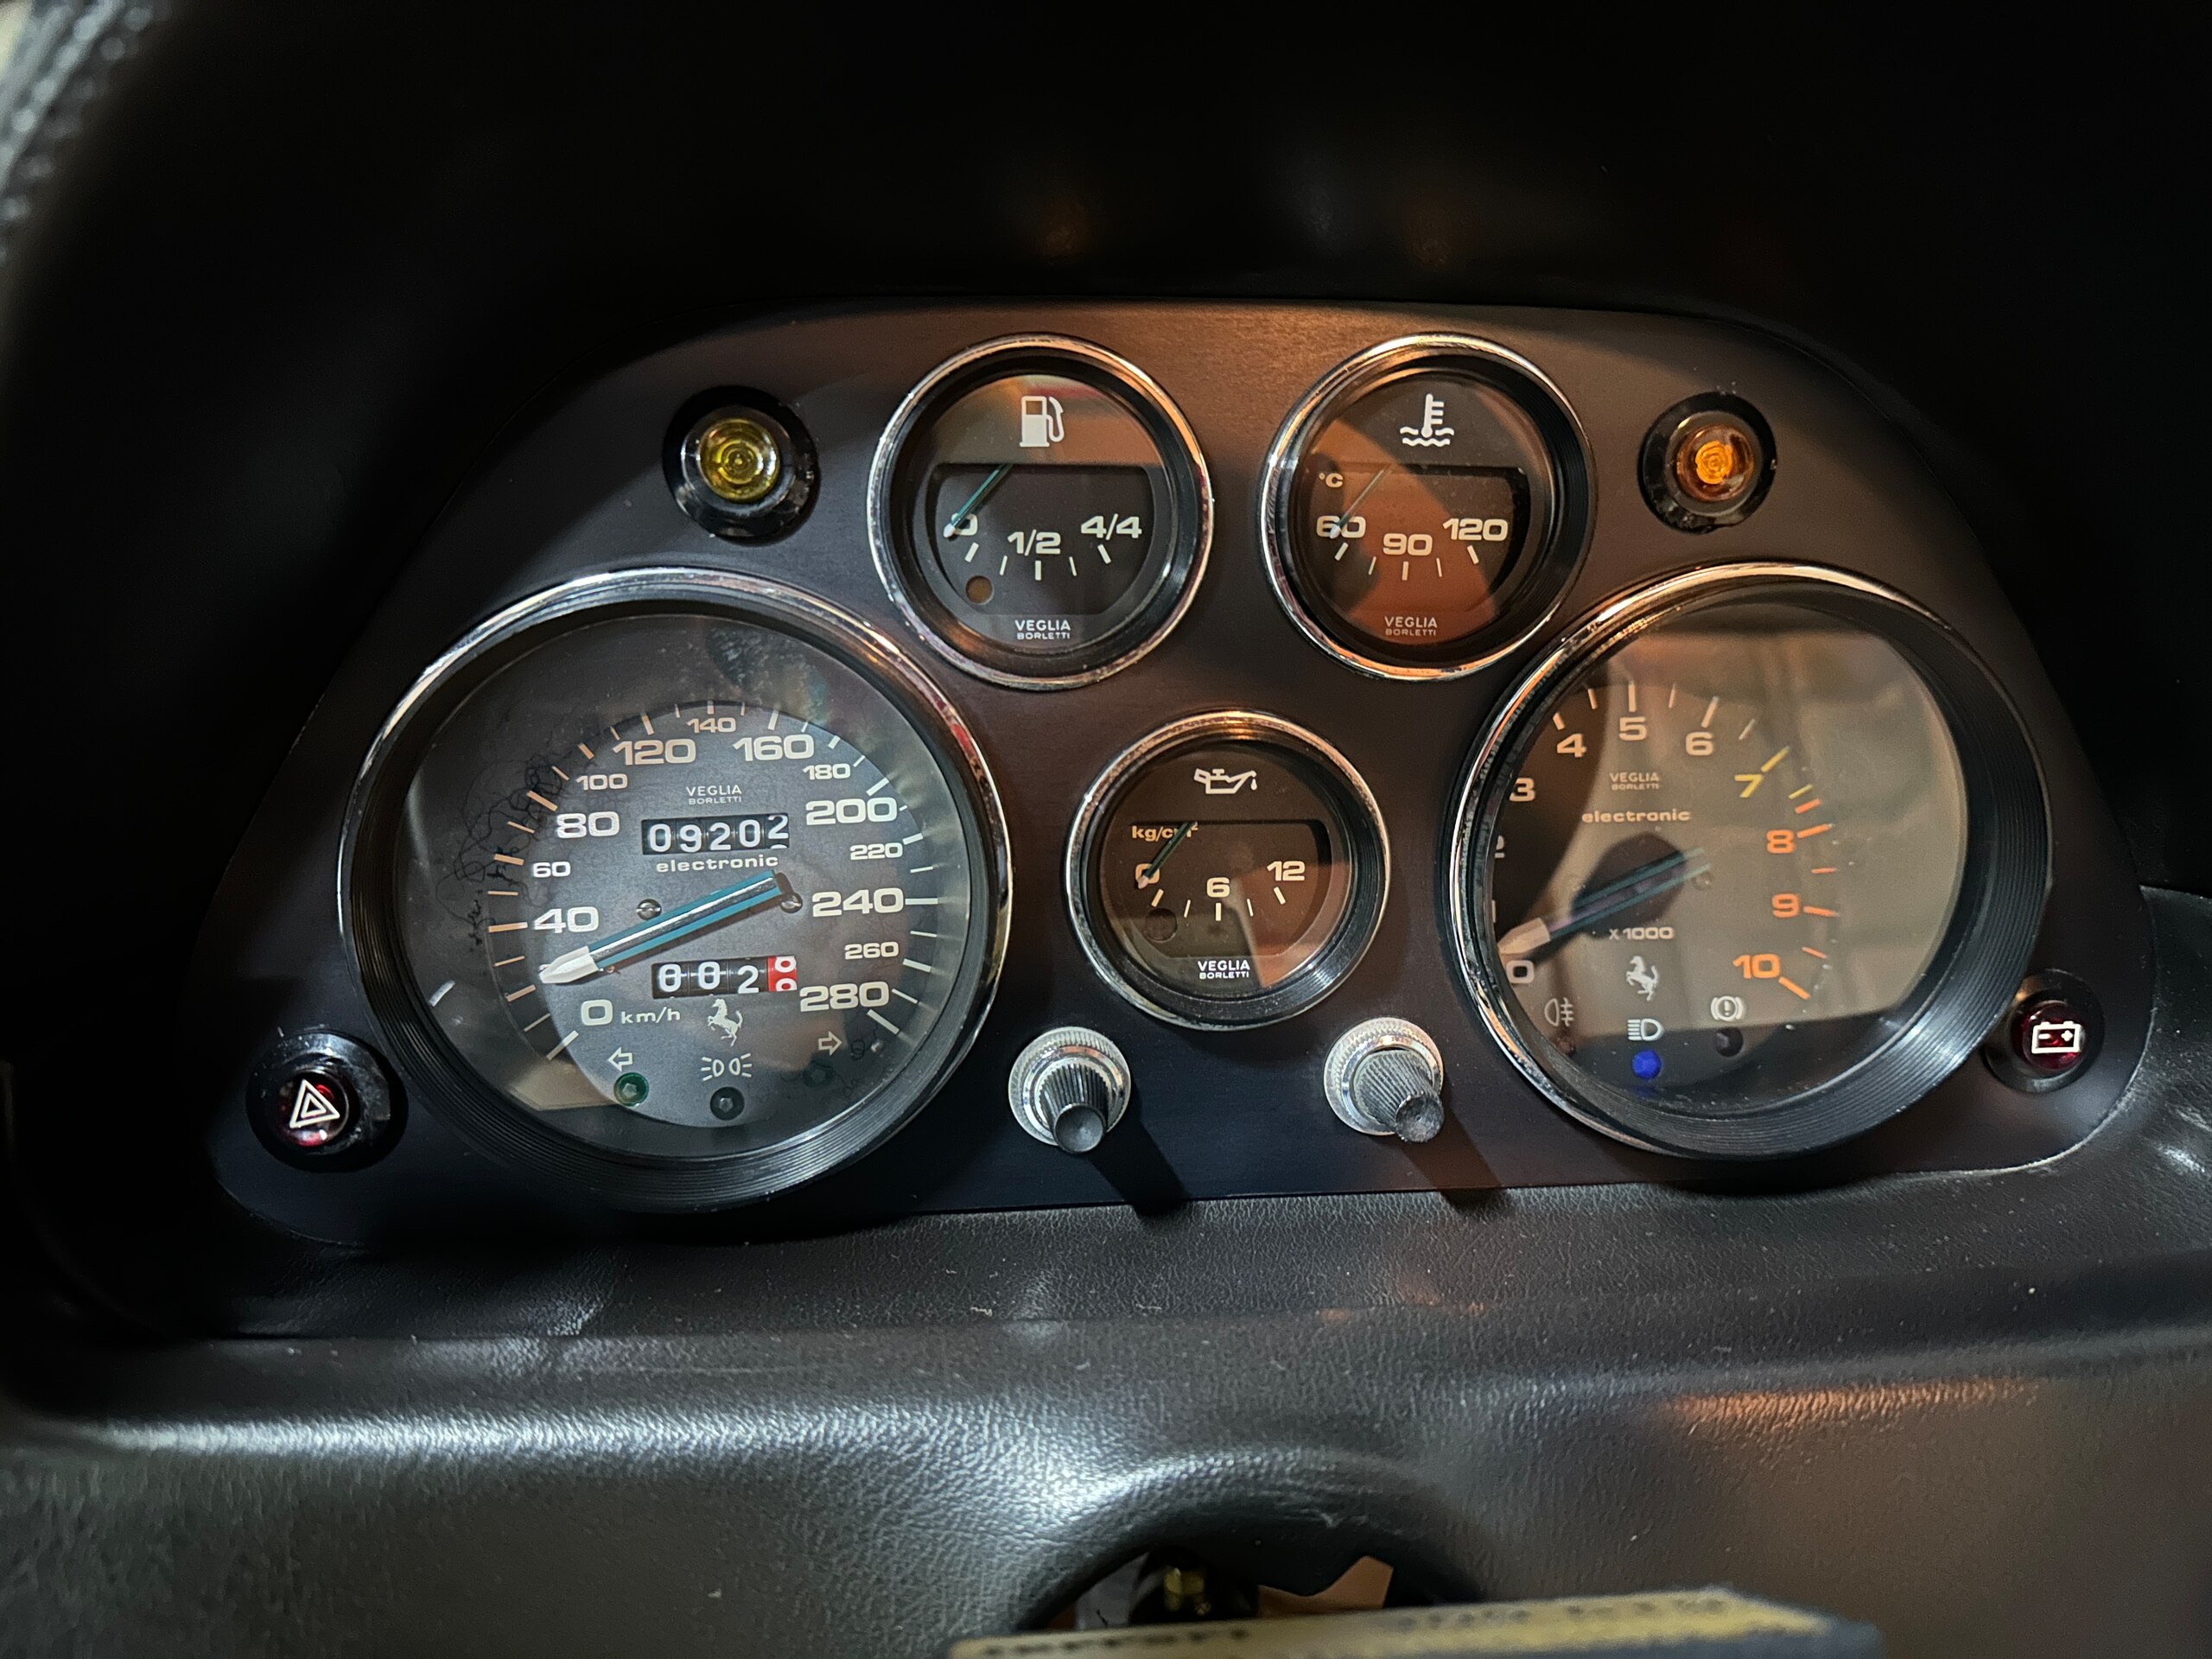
1325 1017 1446 1143
1008 1027 1130 1154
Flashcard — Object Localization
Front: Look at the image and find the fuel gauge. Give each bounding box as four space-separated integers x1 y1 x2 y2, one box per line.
1067 713 1389 1028
871 336 1211 688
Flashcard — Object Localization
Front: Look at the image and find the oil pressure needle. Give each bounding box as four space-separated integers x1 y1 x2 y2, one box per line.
1138 820 1198 885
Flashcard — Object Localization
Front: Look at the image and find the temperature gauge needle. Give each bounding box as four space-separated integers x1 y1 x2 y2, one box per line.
1340 466 1390 516
537 871 796 985
1497 846 1710 959
941 463 1013 538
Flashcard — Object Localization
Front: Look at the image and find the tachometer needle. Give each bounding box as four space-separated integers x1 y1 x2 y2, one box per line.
941 463 1013 538
1497 846 1710 959
537 870 795 985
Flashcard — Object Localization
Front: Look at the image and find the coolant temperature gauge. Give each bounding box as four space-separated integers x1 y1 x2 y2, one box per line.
1262 335 1590 679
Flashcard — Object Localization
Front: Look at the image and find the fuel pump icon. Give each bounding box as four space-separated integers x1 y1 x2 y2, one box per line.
1019 394 1065 448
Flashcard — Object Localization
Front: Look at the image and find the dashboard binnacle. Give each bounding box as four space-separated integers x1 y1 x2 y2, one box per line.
190 304 2150 1233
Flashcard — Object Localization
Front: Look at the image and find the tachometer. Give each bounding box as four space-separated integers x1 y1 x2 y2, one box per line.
1448 565 2047 1160
342 569 1009 1210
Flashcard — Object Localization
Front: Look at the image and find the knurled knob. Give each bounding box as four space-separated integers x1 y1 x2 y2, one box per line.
1037 1058 1111 1154
1007 1027 1131 1155
1325 1017 1447 1143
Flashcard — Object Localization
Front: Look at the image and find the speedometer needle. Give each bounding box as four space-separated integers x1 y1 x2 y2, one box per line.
537 870 796 985
1496 846 1710 959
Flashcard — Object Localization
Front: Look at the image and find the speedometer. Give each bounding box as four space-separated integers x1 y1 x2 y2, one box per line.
342 569 1008 1210
1448 564 2048 1160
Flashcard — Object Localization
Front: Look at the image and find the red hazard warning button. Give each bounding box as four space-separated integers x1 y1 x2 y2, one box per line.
282 1073 354 1147
248 1031 399 1170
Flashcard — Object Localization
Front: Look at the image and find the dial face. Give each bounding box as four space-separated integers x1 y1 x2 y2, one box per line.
1480 600 1969 1116
1071 716 1387 1027
1281 362 1562 668
367 597 1001 1189
877 343 1208 684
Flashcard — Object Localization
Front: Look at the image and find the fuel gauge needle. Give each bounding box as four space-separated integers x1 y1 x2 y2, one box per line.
537 870 796 985
942 463 1013 538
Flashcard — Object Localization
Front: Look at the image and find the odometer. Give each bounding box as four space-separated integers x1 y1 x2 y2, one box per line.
1449 565 2049 1160
342 569 1008 1211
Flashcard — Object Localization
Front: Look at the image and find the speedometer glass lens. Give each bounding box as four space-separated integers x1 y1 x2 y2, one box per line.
1453 569 2049 1160
346 573 1007 1209
872 337 1211 687
1068 714 1388 1029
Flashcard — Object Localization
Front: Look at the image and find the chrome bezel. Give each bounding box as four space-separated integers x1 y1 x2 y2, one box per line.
1445 563 2051 1160
1258 333 1593 682
1065 711 1390 1031
338 567 1013 1211
867 334 1214 691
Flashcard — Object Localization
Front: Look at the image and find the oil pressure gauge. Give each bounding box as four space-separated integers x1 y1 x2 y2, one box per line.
1262 335 1591 679
870 336 1211 688
1068 713 1389 1028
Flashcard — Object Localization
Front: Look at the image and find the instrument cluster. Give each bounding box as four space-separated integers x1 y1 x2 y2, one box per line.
194 305 2150 1230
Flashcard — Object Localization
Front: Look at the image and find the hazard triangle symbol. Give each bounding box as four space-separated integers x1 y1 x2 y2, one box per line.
288 1078 344 1132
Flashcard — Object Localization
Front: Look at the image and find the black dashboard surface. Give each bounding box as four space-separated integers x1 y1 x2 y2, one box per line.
3 6 2205 1656
188 301 2150 1242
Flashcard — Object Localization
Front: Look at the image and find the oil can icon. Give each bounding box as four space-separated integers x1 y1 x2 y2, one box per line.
1020 394 1065 448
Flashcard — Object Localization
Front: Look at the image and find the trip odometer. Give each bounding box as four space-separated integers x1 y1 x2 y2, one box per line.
1449 565 2049 1160
343 570 1008 1211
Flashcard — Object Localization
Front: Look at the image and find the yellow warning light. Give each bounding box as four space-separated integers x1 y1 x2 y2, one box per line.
697 416 783 504
1674 421 1758 505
